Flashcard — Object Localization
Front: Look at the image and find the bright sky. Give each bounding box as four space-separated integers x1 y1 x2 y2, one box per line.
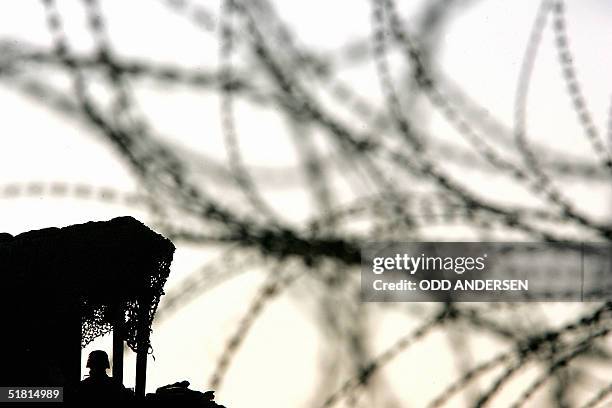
1 1 611 407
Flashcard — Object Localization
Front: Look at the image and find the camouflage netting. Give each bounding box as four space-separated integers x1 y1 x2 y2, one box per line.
0 216 175 352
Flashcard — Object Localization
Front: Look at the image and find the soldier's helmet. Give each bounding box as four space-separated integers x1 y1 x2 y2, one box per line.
86 350 110 370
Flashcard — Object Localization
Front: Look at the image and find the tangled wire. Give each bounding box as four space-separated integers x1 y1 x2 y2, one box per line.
1 0 611 406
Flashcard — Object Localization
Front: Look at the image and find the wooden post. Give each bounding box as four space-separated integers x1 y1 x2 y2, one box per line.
112 304 124 385
135 296 149 398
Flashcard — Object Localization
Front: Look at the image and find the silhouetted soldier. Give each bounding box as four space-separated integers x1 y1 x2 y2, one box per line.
76 350 133 404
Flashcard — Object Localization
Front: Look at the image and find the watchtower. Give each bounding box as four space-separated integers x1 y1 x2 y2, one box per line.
0 217 175 399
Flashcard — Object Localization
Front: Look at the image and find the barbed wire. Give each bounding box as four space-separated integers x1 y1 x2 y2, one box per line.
551 0 612 174
208 261 301 390
1 0 611 406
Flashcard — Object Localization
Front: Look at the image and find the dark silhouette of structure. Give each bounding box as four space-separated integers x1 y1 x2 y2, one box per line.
1 216 227 406
0 217 174 401
2 0 610 405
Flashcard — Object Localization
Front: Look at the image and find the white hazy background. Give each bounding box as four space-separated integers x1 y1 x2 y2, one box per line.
0 1 611 407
